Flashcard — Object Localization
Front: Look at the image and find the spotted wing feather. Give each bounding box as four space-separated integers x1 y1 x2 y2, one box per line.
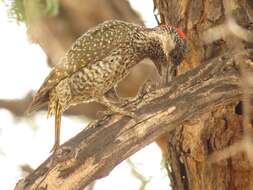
28 20 141 112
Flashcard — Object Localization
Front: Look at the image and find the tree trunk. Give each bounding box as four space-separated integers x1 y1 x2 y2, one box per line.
154 0 253 189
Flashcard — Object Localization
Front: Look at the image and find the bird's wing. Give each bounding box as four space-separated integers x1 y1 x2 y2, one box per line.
28 20 141 112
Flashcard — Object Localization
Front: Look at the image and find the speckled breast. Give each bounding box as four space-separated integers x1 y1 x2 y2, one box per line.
68 53 136 104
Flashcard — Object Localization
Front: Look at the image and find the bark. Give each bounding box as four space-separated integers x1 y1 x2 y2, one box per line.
153 0 253 189
14 50 253 190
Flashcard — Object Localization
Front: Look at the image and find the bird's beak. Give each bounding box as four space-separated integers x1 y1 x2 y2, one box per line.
154 61 162 75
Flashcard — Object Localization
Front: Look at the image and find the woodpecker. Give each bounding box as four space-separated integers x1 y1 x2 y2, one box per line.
27 20 186 153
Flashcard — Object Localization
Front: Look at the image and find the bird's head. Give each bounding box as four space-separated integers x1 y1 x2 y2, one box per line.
162 25 186 65
150 24 187 74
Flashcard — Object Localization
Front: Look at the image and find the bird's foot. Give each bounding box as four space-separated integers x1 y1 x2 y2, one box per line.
114 108 137 120
115 97 132 107
105 89 132 106
97 108 138 121
137 79 158 97
96 96 138 121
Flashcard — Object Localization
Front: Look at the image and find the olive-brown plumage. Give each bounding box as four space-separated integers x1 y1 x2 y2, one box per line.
28 20 186 152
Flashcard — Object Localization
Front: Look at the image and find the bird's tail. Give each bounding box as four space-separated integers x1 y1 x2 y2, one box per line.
26 92 49 115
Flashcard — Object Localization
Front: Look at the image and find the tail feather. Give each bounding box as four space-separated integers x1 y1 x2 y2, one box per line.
27 69 58 115
26 92 49 115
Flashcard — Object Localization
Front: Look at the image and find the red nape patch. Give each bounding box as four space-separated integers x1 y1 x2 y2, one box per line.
176 28 186 40
160 24 186 40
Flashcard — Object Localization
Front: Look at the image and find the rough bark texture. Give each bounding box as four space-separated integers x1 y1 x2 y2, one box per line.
14 50 253 190
153 0 253 189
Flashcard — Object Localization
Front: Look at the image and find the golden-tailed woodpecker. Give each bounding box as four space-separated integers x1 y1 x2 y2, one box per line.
27 20 186 153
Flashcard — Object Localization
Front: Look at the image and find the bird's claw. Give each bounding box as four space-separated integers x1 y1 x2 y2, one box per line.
97 109 138 121
125 111 138 121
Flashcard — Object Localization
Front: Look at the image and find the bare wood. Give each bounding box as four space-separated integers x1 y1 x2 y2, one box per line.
15 51 248 190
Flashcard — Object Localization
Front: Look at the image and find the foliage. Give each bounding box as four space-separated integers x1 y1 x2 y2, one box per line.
3 0 59 23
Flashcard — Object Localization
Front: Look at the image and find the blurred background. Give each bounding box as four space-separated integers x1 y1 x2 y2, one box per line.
0 0 171 189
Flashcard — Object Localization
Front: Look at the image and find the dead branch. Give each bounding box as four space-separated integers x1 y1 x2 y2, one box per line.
14 50 250 190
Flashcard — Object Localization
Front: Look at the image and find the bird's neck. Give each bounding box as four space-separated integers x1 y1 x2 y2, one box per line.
134 29 169 63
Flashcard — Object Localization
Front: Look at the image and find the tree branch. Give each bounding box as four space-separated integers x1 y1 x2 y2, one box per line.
15 51 250 190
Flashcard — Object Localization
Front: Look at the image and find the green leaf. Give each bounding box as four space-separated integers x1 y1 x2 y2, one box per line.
3 0 59 23
6 0 26 22
45 0 59 16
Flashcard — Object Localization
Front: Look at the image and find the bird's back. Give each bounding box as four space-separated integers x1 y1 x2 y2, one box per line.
27 20 143 113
